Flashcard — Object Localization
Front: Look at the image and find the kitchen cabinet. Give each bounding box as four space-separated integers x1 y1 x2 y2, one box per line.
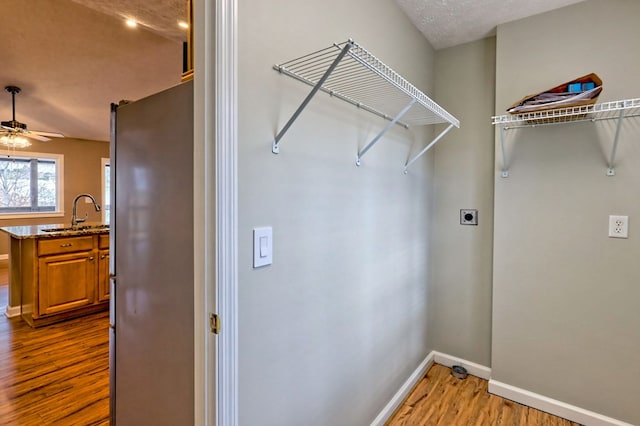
0 225 110 327
38 248 96 316
97 234 110 303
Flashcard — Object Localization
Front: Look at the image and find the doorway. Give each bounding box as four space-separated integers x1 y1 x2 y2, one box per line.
0 0 188 423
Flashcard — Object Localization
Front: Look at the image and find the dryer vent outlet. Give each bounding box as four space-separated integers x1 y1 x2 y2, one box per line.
460 209 478 225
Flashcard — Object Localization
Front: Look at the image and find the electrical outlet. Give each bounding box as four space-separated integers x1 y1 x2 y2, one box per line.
608 215 628 238
460 209 478 226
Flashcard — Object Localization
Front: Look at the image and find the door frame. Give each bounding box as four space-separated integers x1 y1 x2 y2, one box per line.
194 0 238 424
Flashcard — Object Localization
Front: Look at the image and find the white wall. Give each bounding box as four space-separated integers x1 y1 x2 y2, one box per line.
492 1 640 424
237 1 440 424
430 37 496 367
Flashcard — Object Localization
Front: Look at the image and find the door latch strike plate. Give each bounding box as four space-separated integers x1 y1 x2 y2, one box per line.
210 313 220 334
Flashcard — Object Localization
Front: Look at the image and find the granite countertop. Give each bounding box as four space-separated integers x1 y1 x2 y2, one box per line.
0 222 109 239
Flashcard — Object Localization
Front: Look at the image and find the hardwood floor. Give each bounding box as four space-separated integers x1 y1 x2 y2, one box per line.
0 264 109 425
387 364 581 426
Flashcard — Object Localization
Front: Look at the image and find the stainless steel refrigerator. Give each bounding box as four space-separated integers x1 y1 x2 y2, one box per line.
109 81 194 425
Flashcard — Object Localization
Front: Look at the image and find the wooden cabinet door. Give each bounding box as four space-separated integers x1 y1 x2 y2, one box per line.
38 251 96 316
97 249 110 302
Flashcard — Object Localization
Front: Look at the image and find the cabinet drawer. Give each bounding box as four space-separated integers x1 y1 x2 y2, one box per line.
38 236 94 256
98 234 109 249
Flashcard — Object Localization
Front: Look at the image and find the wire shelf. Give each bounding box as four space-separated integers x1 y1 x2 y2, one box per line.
492 98 640 128
272 39 459 171
492 98 640 177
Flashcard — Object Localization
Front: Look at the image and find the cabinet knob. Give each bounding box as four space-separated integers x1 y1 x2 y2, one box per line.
60 243 73 248
100 255 106 259
89 256 95 261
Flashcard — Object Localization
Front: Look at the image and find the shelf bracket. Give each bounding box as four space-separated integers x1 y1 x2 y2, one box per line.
356 98 417 166
607 108 625 176
403 123 455 173
272 42 353 154
499 125 509 177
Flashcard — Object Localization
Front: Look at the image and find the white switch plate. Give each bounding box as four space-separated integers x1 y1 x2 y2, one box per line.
253 227 272 268
608 215 628 239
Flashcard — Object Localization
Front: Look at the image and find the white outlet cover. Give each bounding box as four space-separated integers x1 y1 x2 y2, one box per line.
608 215 628 239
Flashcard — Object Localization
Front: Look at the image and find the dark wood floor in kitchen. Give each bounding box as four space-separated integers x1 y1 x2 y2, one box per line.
0 263 110 426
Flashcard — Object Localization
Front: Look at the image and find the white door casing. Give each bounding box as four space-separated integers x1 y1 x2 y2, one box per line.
194 0 238 425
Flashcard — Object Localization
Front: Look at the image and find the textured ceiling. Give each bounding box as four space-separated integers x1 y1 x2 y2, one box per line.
394 0 588 49
0 0 184 143
70 0 187 43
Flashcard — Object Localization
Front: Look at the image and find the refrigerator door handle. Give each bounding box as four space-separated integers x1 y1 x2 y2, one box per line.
109 276 116 330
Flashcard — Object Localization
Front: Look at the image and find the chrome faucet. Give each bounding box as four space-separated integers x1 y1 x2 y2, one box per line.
71 193 101 226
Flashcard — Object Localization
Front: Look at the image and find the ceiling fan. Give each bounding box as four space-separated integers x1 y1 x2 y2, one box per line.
1 85 64 148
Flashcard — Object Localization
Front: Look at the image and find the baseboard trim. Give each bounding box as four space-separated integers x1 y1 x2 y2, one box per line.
488 379 634 426
369 351 435 426
5 304 20 318
432 351 492 380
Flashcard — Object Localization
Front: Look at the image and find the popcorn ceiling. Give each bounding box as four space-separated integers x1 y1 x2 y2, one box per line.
69 0 187 43
394 0 588 50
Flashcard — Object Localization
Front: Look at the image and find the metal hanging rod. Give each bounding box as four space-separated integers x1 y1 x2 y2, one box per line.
272 39 459 171
492 98 640 177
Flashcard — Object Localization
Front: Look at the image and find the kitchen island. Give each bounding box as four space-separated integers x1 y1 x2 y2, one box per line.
0 223 110 327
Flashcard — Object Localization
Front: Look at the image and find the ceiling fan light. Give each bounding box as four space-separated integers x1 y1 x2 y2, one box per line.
0 134 31 149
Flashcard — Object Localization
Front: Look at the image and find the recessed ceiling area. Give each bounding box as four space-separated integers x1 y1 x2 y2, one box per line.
0 0 184 142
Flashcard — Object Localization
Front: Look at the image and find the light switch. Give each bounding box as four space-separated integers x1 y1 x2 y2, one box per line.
253 227 272 268
259 236 268 258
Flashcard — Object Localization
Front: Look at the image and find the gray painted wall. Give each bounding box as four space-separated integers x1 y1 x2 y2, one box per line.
430 38 496 367
493 1 640 424
237 1 439 424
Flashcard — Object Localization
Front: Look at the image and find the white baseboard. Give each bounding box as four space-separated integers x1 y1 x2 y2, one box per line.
432 351 492 380
5 304 20 318
370 351 435 426
488 380 634 426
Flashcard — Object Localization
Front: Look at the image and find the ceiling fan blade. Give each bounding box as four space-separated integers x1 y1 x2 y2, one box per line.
28 130 64 138
23 133 52 142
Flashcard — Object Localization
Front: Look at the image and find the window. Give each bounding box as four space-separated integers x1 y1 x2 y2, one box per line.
0 152 64 218
102 158 110 224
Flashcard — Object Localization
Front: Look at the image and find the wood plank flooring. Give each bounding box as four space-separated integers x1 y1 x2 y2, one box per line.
0 267 109 425
387 363 581 426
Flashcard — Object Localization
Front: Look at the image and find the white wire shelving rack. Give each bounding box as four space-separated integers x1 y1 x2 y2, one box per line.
492 98 640 177
272 39 460 173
